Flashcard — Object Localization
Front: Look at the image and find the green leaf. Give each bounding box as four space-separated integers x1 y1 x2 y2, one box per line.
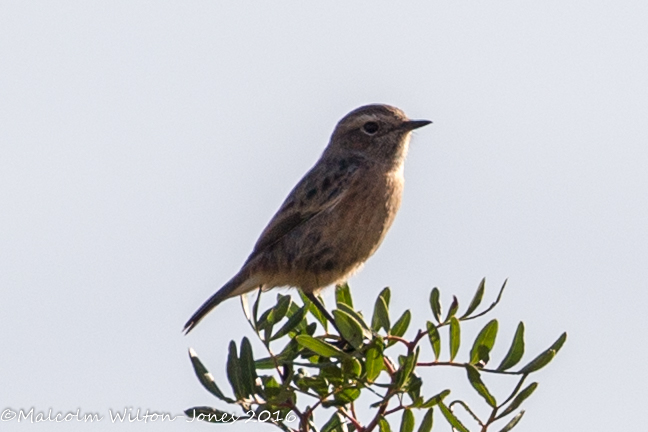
271 305 308 340
549 331 568 354
333 309 364 349
365 346 384 382
254 357 276 369
255 339 300 369
417 409 434 432
372 295 390 332
378 417 392 432
449 317 460 361
381 287 391 305
342 357 362 378
188 349 234 403
296 335 348 358
469 319 498 364
461 277 485 318
517 333 566 374
466 364 497 407
406 374 422 402
252 288 262 328
261 295 291 341
400 409 415 432
299 291 329 332
497 383 538 419
426 321 441 360
273 294 292 323
335 386 361 403
391 310 411 337
321 412 344 432
335 283 354 308
256 308 273 331
438 402 469 432
225 341 246 400
337 302 372 335
498 411 525 432
239 337 257 398
518 350 555 374
396 347 419 388
421 389 450 408
497 322 525 371
444 296 459 323
429 288 442 323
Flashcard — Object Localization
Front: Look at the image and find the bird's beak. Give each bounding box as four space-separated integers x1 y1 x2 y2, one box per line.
401 119 432 131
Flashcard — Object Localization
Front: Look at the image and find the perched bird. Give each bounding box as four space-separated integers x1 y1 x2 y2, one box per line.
184 104 430 334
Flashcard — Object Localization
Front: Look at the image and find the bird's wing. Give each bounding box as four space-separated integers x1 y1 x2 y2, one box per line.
245 155 364 263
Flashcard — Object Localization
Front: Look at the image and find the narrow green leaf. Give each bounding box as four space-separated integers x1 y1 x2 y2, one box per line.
342 357 362 377
391 310 411 337
335 283 354 308
421 389 450 408
226 341 245 400
381 287 391 305
338 302 372 335
272 294 292 324
271 305 308 340
396 347 419 388
299 291 329 332
449 317 460 361
469 319 499 364
438 402 469 432
256 308 273 331
444 296 459 323
296 335 348 358
255 338 301 369
426 321 441 360
430 288 442 323
406 374 422 402
400 409 415 432
333 309 364 349
372 295 390 332
497 322 525 371
239 337 257 398
549 332 568 354
517 332 566 374
498 411 525 432
518 350 555 374
466 364 497 407
378 417 392 432
253 357 276 369
417 409 434 432
461 277 486 318
496 383 538 419
261 295 291 341
365 346 384 382
188 349 234 403
321 412 344 432
335 386 361 404
252 288 262 328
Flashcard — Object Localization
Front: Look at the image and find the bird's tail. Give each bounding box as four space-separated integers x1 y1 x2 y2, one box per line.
183 270 259 334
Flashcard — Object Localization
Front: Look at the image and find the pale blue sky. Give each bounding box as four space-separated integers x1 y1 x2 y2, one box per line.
1 1 647 431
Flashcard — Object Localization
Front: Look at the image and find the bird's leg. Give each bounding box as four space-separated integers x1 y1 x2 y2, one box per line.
304 292 343 337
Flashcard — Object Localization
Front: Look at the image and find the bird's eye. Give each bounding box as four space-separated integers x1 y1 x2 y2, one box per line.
362 121 379 135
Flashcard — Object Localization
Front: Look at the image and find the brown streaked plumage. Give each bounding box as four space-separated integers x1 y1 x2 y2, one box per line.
184 104 431 333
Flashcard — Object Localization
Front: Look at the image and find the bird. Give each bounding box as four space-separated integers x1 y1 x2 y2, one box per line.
184 104 431 334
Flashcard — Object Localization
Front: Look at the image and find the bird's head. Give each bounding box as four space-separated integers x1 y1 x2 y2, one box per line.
327 104 431 166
